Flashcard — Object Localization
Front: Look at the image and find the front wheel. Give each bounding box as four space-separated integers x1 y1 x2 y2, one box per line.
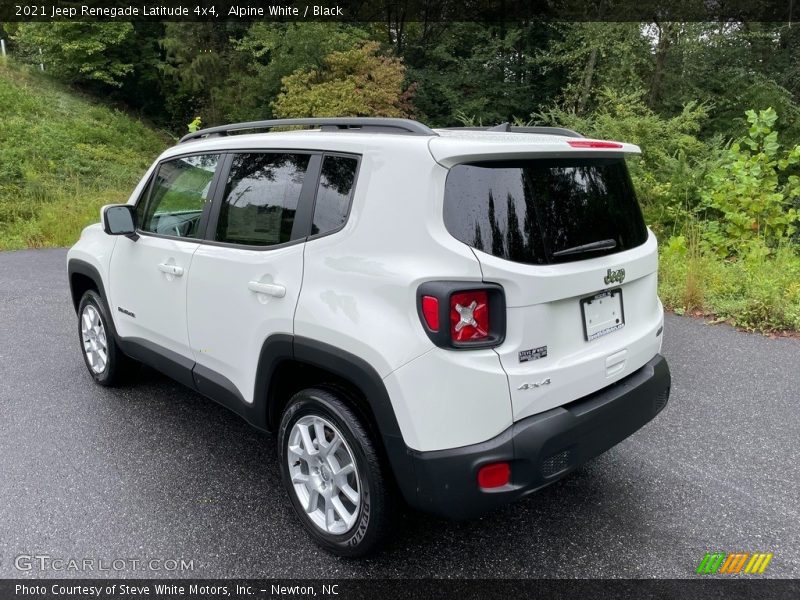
77 290 137 386
277 388 393 557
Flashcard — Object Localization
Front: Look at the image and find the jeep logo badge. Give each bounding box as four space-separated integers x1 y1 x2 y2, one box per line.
604 268 625 285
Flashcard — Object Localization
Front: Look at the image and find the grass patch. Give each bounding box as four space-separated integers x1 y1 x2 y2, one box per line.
0 62 169 250
659 238 800 332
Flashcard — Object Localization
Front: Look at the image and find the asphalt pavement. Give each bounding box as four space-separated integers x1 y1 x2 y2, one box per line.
0 248 798 578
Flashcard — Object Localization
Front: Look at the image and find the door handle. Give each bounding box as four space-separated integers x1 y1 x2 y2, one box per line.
248 281 286 298
157 263 184 277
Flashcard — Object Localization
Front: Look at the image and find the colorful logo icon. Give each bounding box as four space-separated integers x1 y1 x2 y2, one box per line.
696 552 773 574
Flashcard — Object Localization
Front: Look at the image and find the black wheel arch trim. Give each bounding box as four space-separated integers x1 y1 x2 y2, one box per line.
263 336 418 507
68 259 124 346
68 259 108 313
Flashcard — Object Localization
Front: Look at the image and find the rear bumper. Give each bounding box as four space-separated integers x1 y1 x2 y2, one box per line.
405 354 671 519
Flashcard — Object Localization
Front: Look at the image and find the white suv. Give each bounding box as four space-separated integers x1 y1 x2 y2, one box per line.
67 118 671 556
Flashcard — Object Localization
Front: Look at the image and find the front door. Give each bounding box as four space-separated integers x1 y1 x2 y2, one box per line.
109 153 222 360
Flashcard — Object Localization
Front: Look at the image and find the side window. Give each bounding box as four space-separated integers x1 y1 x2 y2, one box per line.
311 155 358 236
139 154 220 239
216 153 310 246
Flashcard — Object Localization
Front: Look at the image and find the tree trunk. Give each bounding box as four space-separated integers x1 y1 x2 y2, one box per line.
577 46 597 114
649 22 674 109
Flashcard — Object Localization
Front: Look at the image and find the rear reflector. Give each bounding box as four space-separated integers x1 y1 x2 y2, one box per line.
567 140 623 149
421 295 440 331
450 290 489 342
477 462 510 489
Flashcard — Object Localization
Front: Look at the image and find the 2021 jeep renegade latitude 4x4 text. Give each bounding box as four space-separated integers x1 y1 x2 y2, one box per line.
67 118 671 556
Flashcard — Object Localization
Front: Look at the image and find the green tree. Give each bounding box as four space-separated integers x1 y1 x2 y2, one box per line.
540 23 651 115
644 23 800 141
233 22 370 119
272 42 414 118
159 22 250 127
13 22 134 87
401 22 563 127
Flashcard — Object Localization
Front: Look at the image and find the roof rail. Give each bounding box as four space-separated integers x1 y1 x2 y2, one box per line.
179 117 438 143
442 123 585 138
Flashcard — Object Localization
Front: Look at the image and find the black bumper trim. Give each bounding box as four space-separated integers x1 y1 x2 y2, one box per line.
406 354 671 519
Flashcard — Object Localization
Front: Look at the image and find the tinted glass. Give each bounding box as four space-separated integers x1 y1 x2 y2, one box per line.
140 154 219 238
311 156 358 236
444 158 647 264
216 153 310 246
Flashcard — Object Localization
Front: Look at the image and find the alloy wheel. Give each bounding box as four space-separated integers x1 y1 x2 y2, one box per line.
286 414 362 535
81 304 108 374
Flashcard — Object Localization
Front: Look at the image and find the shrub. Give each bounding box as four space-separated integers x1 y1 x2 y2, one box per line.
698 108 800 257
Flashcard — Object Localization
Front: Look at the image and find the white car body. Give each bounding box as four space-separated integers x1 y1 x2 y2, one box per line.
68 118 671 526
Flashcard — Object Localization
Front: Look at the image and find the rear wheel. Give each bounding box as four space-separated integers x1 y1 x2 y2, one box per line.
77 290 137 386
278 388 393 557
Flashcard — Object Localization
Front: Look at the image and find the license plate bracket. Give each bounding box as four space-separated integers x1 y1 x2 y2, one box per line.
581 289 625 341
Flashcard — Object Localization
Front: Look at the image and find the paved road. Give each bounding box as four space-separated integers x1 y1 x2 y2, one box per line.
0 248 798 579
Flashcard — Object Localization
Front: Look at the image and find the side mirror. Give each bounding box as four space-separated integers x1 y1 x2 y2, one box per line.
102 204 138 240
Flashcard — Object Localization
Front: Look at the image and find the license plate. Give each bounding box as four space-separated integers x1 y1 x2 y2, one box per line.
581 289 625 341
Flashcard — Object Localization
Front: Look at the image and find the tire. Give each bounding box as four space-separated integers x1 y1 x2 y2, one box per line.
278 388 393 557
77 289 137 386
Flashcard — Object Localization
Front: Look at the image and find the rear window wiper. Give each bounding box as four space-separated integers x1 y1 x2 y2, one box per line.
552 239 617 258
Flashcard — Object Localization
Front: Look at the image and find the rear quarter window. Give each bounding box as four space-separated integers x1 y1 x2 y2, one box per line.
443 157 648 264
311 155 358 237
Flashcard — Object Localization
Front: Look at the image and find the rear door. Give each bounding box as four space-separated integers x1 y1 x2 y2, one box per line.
443 156 663 422
186 151 317 404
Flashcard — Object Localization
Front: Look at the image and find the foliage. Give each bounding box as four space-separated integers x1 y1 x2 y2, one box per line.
660 232 800 332
8 21 800 143
0 63 167 249
699 108 800 256
272 42 414 118
402 22 563 127
646 23 800 141
13 22 135 87
159 23 251 127
234 23 370 118
538 23 651 114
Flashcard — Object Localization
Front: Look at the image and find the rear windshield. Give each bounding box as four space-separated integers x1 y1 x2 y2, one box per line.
443 157 648 264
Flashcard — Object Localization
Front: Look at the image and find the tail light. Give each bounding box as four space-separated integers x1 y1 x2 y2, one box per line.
567 140 623 149
421 296 440 331
450 290 489 341
417 282 505 349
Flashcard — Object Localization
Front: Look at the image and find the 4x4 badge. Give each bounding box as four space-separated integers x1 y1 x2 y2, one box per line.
604 268 625 285
518 378 551 390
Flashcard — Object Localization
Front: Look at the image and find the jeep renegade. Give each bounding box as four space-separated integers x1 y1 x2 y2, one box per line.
67 118 671 556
